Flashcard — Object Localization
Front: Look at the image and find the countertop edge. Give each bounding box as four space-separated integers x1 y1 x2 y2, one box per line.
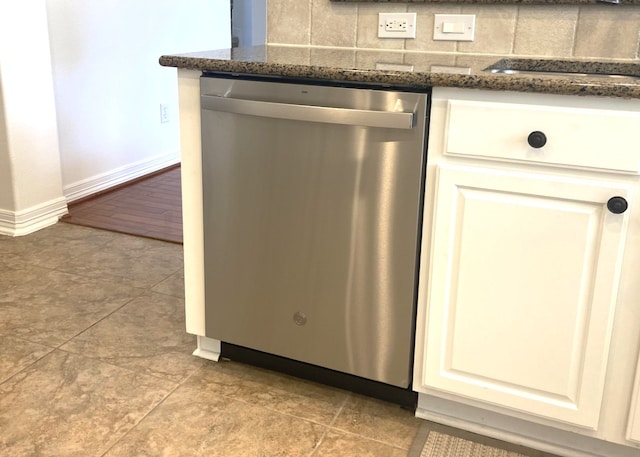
159 54 640 99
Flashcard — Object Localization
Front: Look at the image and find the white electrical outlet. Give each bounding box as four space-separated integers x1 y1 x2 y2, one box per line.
160 103 170 124
378 13 417 39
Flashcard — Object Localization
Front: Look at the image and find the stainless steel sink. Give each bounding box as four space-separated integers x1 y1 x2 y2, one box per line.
484 58 640 80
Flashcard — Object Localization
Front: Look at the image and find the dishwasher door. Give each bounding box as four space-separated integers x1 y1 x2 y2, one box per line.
200 76 428 388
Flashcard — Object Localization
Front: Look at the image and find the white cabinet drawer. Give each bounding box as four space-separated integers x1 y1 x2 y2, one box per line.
444 99 640 174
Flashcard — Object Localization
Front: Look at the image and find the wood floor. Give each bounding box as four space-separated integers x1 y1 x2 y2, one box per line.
61 165 183 244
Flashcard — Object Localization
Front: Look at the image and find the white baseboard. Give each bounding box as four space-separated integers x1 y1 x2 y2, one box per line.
416 393 640 457
0 152 180 237
0 197 68 237
63 151 180 203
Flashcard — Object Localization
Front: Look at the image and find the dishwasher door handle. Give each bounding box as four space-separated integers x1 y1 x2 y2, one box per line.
201 94 415 129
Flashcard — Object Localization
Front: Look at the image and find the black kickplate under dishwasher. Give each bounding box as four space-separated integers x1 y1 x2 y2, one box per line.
220 342 418 410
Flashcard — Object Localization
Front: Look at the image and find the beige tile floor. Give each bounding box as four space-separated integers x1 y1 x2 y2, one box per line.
0 223 422 456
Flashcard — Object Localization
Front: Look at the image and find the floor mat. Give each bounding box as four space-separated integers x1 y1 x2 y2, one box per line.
408 421 560 457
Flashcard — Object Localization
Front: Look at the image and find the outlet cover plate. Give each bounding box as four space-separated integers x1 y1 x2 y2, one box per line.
160 103 170 124
378 13 417 39
433 14 475 41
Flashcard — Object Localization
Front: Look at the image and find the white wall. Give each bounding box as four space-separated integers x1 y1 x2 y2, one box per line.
46 0 231 201
0 84 13 212
0 0 230 235
0 0 67 236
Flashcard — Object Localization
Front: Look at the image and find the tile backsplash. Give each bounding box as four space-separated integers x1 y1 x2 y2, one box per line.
267 0 640 60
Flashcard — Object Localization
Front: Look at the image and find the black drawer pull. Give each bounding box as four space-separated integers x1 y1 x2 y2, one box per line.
527 131 547 149
607 196 628 214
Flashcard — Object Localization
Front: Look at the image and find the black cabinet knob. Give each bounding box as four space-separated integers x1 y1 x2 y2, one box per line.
527 131 547 149
607 196 628 214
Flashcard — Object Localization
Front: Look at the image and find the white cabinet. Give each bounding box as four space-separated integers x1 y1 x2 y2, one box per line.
420 164 629 429
414 87 640 455
628 356 640 443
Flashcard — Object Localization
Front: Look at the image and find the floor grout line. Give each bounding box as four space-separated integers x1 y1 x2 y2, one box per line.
97 374 186 457
0 343 55 387
309 392 351 456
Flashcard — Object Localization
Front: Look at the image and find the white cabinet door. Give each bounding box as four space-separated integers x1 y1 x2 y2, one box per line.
418 164 630 429
628 356 640 443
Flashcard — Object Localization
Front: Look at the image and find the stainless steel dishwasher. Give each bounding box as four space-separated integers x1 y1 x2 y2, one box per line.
200 75 428 389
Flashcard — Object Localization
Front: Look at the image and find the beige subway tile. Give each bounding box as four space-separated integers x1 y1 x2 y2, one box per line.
311 1 358 47
513 6 578 57
404 54 458 73
267 0 311 45
310 48 357 68
458 6 518 55
355 50 405 70
406 5 461 53
357 4 407 50
574 5 640 60
267 46 311 66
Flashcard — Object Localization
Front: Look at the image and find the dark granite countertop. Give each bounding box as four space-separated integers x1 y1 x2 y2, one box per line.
159 45 640 99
